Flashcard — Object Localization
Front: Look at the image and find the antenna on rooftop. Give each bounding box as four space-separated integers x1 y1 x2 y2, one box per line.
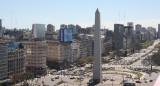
10 9 13 29
124 12 125 25
119 11 120 24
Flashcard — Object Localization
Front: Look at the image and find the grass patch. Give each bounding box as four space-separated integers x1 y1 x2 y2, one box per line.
127 71 142 79
141 40 154 48
74 79 83 82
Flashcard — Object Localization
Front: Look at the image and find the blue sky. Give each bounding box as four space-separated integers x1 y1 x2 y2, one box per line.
0 0 160 30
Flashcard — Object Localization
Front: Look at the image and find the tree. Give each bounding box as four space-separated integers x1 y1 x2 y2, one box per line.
78 58 86 64
86 56 93 63
145 56 154 71
134 42 142 50
11 72 34 85
75 57 86 66
47 61 61 70
152 52 160 65
86 56 93 69
142 55 156 72
110 51 116 58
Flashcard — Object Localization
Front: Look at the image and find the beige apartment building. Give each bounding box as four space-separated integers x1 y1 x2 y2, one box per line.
23 39 46 75
46 40 71 63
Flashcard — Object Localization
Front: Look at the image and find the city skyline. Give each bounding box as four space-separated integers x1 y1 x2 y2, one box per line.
1 0 160 30
1 7 160 86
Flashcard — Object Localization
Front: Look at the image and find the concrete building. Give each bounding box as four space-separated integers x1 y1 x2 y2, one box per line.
0 41 8 80
158 24 160 38
23 39 46 75
79 35 94 58
104 29 113 43
7 42 26 77
45 32 58 40
70 42 79 62
147 27 157 40
4 30 23 41
47 24 55 33
93 9 102 84
135 24 142 33
0 19 2 37
45 24 57 40
46 41 71 63
32 24 45 38
113 24 124 51
60 24 67 29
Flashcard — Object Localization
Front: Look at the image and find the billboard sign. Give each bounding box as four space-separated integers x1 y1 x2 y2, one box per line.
59 29 72 42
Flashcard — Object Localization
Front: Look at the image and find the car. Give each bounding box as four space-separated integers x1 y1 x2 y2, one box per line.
135 81 141 83
55 76 59 79
103 79 107 82
110 79 115 81
70 77 76 79
145 81 147 83
77 77 84 80
150 80 153 82
51 78 54 81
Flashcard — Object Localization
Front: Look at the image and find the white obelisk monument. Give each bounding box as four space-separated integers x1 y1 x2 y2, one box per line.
93 8 102 84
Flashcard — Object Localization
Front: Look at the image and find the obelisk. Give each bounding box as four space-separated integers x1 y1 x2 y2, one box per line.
93 8 102 84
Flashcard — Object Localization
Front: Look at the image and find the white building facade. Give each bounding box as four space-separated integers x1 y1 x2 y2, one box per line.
33 24 45 38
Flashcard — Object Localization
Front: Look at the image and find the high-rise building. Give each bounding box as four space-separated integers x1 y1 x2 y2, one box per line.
0 41 8 80
113 24 124 51
0 19 2 37
23 39 46 75
47 24 55 33
126 22 134 37
158 24 160 38
79 35 94 58
135 24 142 33
70 42 79 62
147 27 157 40
32 24 45 38
93 8 102 84
7 42 26 77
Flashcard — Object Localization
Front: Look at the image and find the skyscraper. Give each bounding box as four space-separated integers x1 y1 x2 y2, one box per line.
0 41 8 80
93 8 102 84
135 24 142 33
158 24 160 38
113 24 124 51
0 19 2 37
32 24 45 38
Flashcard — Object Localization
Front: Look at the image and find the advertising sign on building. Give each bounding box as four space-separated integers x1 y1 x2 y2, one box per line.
59 29 72 42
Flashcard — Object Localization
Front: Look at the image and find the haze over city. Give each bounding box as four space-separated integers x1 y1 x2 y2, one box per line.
1 0 160 29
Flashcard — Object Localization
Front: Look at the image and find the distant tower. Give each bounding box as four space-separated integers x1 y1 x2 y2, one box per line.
0 19 2 37
158 24 160 38
93 8 102 84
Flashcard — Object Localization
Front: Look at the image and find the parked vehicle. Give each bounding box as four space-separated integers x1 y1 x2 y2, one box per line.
135 81 141 83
